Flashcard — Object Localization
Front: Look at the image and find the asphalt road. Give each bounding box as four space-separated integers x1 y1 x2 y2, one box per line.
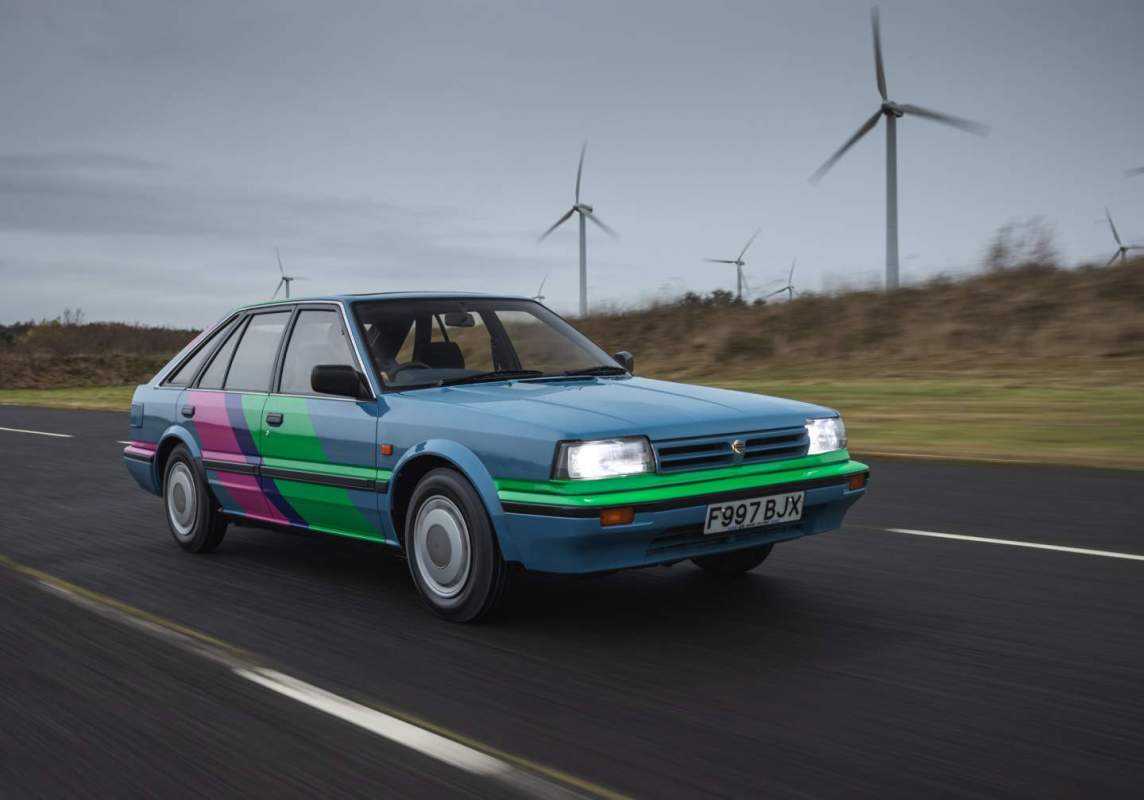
1 404 1141 798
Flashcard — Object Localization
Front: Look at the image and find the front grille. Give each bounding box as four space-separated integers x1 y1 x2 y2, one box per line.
653 426 809 472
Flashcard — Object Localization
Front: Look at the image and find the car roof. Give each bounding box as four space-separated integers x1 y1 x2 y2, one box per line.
237 291 532 312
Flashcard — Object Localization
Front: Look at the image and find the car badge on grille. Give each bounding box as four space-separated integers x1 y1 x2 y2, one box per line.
730 439 746 457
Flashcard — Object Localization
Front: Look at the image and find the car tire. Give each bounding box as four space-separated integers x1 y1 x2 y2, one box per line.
163 444 227 553
691 543 773 575
405 468 507 623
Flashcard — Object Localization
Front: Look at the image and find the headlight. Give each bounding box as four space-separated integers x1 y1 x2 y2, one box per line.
805 416 847 455
555 437 654 480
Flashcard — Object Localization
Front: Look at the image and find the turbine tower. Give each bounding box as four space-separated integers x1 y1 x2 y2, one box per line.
538 143 617 316
704 228 761 301
1103 208 1144 266
272 248 307 299
811 7 988 291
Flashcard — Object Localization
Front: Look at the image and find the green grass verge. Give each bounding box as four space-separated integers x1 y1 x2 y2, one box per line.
0 385 136 411
2 378 1141 469
708 378 1144 470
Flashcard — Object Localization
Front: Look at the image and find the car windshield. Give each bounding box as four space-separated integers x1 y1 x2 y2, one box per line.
352 298 624 389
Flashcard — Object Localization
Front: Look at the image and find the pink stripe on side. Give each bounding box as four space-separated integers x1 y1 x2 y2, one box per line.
187 391 249 460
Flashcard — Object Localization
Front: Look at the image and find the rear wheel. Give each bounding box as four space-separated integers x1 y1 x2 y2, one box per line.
163 445 227 553
691 543 773 575
405 468 507 622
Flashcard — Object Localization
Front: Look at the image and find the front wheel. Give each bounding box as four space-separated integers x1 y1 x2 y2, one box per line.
163 445 227 553
405 468 507 623
691 543 773 575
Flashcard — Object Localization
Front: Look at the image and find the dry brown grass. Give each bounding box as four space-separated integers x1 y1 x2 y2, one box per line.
0 320 198 389
574 260 1144 382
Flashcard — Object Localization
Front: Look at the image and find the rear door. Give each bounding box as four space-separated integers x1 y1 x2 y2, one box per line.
258 304 384 540
187 309 292 524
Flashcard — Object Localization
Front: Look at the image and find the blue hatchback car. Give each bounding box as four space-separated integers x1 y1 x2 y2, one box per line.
124 293 868 621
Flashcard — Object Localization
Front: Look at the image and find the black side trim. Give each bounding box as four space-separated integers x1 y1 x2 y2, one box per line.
123 451 155 464
501 474 864 518
201 459 258 476
261 466 373 491
201 458 389 493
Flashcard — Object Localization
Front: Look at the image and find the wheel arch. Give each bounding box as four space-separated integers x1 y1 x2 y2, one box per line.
154 425 202 489
388 440 519 562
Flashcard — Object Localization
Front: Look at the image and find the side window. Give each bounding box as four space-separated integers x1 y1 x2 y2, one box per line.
279 310 356 395
196 321 244 390
164 320 233 386
223 312 291 392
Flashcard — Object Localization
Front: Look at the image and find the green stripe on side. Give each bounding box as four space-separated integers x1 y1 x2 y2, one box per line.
497 453 866 509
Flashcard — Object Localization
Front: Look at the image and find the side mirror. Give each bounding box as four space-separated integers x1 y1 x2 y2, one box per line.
612 351 634 373
311 364 367 399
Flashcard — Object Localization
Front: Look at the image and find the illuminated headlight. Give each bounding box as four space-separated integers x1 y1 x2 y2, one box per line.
555 437 654 480
805 416 847 455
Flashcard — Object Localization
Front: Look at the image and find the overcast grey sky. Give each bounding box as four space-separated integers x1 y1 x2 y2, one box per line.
1 0 1141 326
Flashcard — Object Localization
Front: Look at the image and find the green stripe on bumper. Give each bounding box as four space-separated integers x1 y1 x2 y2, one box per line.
496 451 867 510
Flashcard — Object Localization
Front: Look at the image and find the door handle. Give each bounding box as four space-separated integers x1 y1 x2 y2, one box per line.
180 405 195 418
266 412 284 427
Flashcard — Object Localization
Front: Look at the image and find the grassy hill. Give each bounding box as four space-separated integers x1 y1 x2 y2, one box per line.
2 260 1142 467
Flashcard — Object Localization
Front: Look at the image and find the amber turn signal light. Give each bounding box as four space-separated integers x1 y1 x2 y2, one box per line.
600 507 635 526
380 443 393 456
847 472 868 491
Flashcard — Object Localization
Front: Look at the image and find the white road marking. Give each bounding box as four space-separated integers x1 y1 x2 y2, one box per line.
887 528 1144 562
0 426 73 438
238 668 510 776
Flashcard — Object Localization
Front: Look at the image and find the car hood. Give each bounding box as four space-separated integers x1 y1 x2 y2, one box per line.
410 376 834 441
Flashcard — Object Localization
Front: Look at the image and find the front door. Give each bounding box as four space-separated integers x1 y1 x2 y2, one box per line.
258 306 384 540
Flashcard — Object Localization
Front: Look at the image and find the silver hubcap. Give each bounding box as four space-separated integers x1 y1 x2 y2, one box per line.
166 462 197 539
412 496 471 599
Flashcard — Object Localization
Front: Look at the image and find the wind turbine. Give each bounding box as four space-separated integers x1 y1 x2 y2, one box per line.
1103 208 1144 266
1127 167 1144 178
533 273 549 302
538 143 617 316
704 228 761 301
272 248 307 299
762 258 798 301
810 7 989 291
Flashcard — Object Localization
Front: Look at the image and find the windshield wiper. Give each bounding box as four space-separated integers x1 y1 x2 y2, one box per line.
441 369 545 386
561 365 629 377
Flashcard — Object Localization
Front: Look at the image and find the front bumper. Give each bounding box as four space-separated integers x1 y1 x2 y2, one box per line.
496 453 868 573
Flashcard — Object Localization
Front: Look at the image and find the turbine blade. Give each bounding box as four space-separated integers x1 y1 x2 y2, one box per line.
788 257 797 284
810 109 883 183
1106 252 1120 268
585 212 618 238
575 141 586 205
897 103 990 136
737 227 762 261
704 259 738 264
1126 167 1144 177
538 208 575 241
537 272 549 294
272 277 284 299
1106 208 1123 246
872 6 887 102
276 247 285 277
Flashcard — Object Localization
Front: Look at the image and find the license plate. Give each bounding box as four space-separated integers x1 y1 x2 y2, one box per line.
703 491 804 535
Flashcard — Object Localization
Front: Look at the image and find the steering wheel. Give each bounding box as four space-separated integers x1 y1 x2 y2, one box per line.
390 361 431 378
